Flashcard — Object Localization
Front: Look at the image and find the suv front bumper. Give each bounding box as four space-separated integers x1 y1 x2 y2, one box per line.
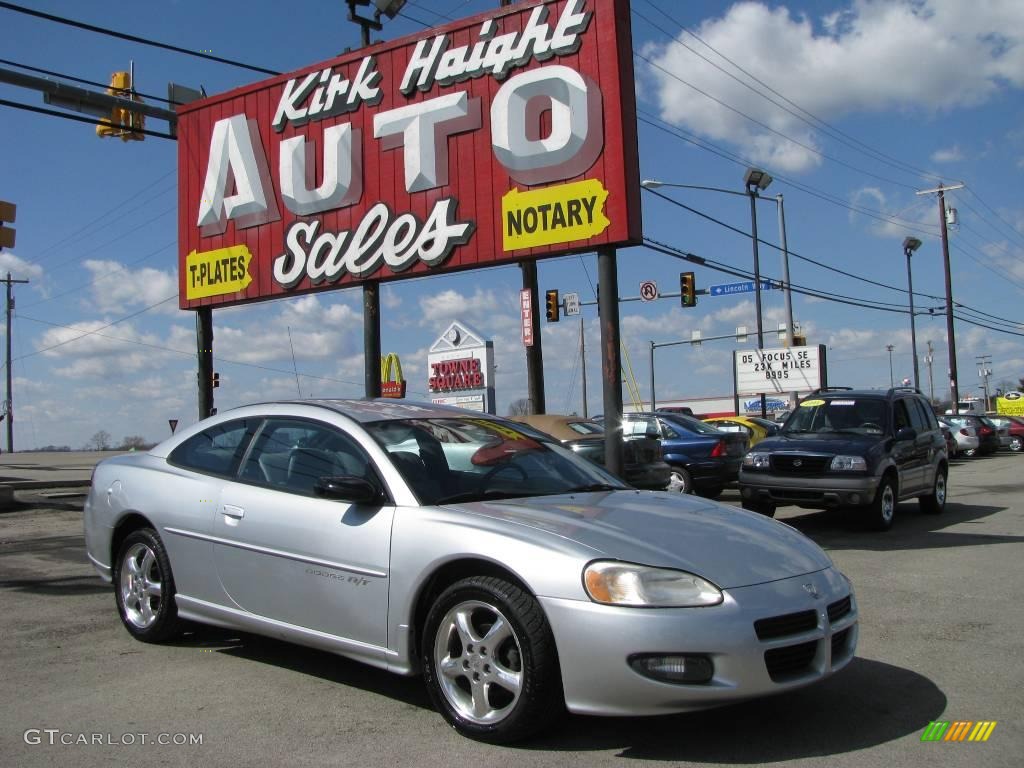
739 470 880 509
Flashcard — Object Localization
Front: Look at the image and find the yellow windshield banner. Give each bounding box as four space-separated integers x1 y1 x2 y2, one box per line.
995 394 1024 416
185 245 253 300
502 179 610 251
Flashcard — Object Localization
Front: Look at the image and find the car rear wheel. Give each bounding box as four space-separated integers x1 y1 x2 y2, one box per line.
112 528 183 642
422 576 562 743
1010 436 1023 452
696 486 724 499
964 447 977 457
741 500 776 517
667 468 693 494
869 477 896 531
919 466 947 515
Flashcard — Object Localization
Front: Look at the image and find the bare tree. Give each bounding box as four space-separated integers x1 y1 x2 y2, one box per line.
507 398 531 416
88 430 112 451
118 435 152 451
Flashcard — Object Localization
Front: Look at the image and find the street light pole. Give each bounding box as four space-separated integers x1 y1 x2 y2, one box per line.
886 344 895 387
903 237 922 390
744 167 773 419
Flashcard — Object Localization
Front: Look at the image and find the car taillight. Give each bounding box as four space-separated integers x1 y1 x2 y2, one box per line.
710 440 726 458
980 426 992 436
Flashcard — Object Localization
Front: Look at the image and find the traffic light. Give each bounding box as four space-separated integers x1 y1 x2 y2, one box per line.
680 272 696 307
545 289 560 322
96 71 145 141
212 372 220 388
0 201 15 250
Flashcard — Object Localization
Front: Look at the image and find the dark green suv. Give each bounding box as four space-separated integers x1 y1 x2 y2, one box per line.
738 387 948 530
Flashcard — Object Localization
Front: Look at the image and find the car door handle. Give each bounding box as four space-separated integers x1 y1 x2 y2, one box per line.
221 504 245 519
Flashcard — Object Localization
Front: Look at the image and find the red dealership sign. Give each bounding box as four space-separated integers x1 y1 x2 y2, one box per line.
176 0 640 309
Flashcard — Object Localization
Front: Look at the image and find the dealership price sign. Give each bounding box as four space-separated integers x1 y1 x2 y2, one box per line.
734 345 826 397
177 0 641 309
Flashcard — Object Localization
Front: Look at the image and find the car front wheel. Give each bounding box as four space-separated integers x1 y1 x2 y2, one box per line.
422 576 562 743
112 528 182 642
869 477 897 531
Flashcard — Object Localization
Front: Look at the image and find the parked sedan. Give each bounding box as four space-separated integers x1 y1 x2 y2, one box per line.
619 412 749 498
84 400 857 743
987 414 1024 452
945 414 1000 455
508 413 671 490
938 415 977 457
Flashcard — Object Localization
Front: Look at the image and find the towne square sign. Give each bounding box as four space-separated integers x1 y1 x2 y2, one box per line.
177 0 640 309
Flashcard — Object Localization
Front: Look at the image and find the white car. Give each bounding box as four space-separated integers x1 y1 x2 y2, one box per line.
939 417 980 456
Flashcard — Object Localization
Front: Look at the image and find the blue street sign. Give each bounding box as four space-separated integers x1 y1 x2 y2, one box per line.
708 280 778 297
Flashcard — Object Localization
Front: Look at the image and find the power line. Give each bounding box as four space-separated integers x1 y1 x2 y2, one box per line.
0 97 175 139
637 0 948 185
0 1 280 76
0 57 177 104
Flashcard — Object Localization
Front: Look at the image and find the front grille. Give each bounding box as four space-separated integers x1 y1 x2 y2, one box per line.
827 595 852 623
754 609 817 640
770 489 825 501
831 627 852 656
764 640 817 681
770 454 832 475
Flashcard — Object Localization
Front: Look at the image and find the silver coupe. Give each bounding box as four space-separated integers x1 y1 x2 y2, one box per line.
84 400 858 742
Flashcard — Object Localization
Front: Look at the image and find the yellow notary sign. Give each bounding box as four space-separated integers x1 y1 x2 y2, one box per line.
185 245 253 300
502 179 610 251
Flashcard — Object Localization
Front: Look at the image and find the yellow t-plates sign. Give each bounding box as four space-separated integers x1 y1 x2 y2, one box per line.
185 245 253 300
502 179 610 251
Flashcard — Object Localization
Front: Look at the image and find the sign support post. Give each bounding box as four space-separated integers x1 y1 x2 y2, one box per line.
599 247 624 477
196 308 214 418
522 261 545 414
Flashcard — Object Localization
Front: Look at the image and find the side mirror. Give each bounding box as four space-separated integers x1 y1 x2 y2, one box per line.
895 427 917 442
313 476 381 503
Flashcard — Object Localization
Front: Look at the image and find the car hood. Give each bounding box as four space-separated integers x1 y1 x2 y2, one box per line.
451 491 831 589
755 433 883 454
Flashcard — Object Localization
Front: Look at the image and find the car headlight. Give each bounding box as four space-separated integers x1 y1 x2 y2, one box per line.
743 452 770 469
830 455 867 471
583 561 723 607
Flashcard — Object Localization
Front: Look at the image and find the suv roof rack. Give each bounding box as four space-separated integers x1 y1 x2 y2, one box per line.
887 386 923 396
805 387 853 395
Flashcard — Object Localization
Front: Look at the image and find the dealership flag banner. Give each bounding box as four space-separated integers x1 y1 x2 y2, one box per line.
177 0 640 309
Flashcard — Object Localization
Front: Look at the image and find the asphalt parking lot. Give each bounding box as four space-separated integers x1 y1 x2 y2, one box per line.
0 453 1020 767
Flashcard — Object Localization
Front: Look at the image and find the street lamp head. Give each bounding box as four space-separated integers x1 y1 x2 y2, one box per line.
640 179 663 189
744 167 773 191
903 236 922 254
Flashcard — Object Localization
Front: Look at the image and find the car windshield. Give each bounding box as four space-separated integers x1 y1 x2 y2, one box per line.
566 421 603 435
783 397 888 435
662 414 723 435
365 417 628 505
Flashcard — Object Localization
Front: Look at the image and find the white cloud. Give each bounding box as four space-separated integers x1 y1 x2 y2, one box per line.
82 260 178 315
931 145 964 163
0 251 43 281
642 0 1024 172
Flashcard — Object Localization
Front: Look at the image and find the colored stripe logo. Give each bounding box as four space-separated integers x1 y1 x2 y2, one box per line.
921 721 997 742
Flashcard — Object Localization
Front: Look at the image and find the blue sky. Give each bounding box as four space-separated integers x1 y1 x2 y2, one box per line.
1 0 1022 450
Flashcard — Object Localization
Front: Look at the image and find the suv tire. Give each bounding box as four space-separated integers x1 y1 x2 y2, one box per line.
919 466 947 515
869 476 896 531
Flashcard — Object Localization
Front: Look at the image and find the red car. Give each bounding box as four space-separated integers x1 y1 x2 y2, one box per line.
988 415 1024 452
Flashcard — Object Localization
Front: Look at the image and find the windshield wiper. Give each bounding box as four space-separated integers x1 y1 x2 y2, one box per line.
435 489 529 505
562 483 621 493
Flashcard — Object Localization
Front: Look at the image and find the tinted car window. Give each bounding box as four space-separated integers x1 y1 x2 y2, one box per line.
893 400 912 431
168 419 253 477
239 418 374 496
907 398 936 432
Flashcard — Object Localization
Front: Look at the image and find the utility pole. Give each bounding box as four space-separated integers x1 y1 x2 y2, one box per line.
886 344 895 387
917 182 964 413
3 272 30 453
926 340 935 404
580 315 587 418
977 355 992 411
